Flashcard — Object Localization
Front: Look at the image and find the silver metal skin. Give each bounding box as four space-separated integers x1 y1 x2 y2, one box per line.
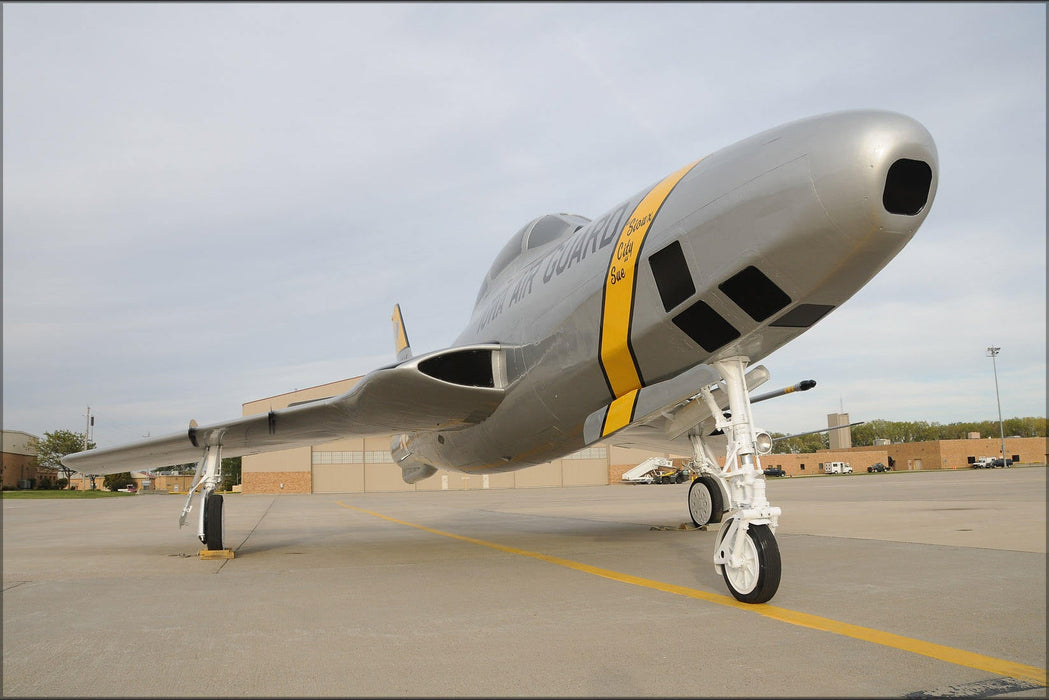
406 109 938 474
62 109 937 601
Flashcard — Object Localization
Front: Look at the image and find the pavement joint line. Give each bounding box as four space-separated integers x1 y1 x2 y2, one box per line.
231 495 280 554
336 500 1047 688
2 581 32 592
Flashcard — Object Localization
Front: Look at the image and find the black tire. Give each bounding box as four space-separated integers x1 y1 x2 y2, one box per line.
203 494 224 551
688 476 724 526
721 523 781 604
660 475 671 485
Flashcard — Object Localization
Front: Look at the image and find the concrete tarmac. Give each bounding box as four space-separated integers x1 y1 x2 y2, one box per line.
3 467 1046 697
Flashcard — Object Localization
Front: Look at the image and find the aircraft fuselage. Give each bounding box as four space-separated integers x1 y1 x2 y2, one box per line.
399 110 938 475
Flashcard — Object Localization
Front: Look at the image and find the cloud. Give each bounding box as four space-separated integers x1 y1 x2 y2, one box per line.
3 3 1045 450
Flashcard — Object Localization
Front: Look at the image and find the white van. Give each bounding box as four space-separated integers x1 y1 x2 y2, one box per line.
822 461 853 474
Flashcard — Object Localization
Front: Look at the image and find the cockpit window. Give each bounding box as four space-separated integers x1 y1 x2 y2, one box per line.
486 225 528 282
474 278 489 306
480 213 593 300
526 214 589 250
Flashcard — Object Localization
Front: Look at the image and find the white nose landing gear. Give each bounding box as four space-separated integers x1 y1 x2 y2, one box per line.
689 356 782 604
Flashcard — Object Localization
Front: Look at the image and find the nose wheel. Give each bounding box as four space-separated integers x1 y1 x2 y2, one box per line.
715 519 781 603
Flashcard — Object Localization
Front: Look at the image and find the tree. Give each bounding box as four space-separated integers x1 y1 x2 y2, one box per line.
847 416 1046 446
28 429 95 488
771 430 829 454
220 456 242 492
103 472 135 491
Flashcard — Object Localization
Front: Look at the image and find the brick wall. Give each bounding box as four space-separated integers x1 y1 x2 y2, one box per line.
243 471 312 494
609 463 635 484
933 436 1047 468
1 452 38 488
847 436 1047 470
758 450 890 476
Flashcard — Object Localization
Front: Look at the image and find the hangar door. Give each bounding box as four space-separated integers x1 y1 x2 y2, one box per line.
312 463 365 493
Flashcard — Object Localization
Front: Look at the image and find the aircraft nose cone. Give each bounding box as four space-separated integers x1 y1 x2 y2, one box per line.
808 110 938 238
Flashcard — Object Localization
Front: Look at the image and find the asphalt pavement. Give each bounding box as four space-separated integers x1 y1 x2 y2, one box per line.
3 467 1045 697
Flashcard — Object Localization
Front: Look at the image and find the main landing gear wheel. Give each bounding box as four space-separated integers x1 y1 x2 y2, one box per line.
719 523 781 604
203 494 224 551
688 476 724 527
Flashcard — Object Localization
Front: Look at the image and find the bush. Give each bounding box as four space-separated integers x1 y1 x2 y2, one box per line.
36 476 54 490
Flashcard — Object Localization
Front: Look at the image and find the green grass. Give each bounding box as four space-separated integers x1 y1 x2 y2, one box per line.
2 489 133 499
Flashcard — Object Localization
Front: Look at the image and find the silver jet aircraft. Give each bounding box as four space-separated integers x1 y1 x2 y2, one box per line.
63 109 938 603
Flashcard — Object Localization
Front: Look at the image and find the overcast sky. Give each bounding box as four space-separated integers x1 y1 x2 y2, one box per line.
3 3 1045 449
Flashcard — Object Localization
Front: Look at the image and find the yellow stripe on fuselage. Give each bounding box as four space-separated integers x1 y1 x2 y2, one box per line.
601 389 639 437
598 160 699 435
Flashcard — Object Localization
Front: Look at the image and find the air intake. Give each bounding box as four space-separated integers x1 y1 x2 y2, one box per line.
418 349 494 388
883 159 932 215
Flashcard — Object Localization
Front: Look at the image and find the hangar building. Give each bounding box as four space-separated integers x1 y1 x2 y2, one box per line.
1 430 41 490
240 377 1048 494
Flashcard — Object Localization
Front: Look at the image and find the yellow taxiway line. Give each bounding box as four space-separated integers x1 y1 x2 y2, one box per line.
336 500 1046 687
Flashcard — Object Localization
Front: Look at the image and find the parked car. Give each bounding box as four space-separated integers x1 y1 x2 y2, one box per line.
763 467 786 477
971 457 995 469
867 463 889 473
990 457 1013 468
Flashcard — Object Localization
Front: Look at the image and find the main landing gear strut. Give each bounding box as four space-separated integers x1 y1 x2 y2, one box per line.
687 356 782 604
179 444 225 551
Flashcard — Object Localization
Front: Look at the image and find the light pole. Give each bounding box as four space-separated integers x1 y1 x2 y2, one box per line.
986 346 1007 465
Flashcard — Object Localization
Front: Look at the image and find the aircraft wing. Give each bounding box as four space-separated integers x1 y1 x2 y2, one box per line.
583 364 772 455
61 344 506 475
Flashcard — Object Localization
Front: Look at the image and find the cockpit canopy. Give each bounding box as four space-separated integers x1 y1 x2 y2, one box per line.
475 213 591 305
